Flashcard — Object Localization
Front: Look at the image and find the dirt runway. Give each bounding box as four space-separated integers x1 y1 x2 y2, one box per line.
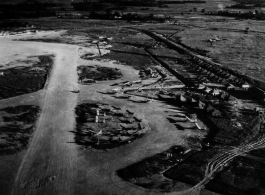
10 44 79 195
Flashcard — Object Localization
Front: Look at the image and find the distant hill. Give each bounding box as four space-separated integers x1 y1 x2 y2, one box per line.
233 0 265 3
0 0 73 4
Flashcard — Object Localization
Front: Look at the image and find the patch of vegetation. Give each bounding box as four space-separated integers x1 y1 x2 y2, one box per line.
18 38 65 44
99 43 155 70
117 146 197 192
75 103 151 151
0 55 53 100
0 105 40 156
77 65 122 84
0 20 30 29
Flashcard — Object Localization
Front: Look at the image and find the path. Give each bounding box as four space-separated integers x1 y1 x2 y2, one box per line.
11 44 79 195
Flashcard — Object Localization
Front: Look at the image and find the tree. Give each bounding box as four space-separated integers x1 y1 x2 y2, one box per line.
105 9 113 19
201 9 205 13
114 11 121 18
149 13 154 20
245 27 250 34
126 13 133 22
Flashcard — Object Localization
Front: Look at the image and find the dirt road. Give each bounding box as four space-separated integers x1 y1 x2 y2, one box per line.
11 43 79 195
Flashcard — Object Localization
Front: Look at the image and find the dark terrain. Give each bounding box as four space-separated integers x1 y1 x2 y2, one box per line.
77 65 122 84
75 102 151 150
0 55 53 100
0 105 40 155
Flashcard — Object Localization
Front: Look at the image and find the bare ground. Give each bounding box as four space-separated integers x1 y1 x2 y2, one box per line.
0 31 187 195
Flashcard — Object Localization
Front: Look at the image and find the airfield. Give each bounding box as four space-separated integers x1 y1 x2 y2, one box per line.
1 1 265 194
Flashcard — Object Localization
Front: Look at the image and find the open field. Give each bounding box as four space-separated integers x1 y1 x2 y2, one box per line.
1 0 265 194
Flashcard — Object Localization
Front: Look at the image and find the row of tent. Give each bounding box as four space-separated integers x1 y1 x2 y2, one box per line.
193 58 247 86
178 93 222 117
181 57 249 88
